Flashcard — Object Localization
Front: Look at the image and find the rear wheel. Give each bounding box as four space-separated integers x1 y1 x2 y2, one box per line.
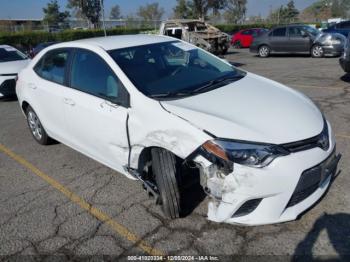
26 106 52 145
311 45 324 58
151 148 181 219
220 47 228 55
258 45 270 58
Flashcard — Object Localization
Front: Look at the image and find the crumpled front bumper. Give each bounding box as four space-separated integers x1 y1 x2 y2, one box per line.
196 123 340 226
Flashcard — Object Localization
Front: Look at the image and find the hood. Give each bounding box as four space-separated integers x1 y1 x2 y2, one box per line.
161 73 323 144
0 59 30 75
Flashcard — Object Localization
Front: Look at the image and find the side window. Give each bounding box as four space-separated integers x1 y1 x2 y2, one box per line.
289 27 302 37
272 27 287 37
70 49 128 106
338 21 350 29
242 30 252 35
34 50 69 85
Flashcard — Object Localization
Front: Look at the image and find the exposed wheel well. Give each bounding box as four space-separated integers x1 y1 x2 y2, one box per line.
22 101 29 113
137 147 184 175
258 44 270 50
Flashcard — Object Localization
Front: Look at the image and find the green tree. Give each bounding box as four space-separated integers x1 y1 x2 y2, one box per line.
110 4 121 19
285 0 299 22
224 0 247 24
300 0 350 21
43 0 70 28
137 2 164 21
67 0 102 28
173 0 193 19
191 0 228 20
267 1 300 24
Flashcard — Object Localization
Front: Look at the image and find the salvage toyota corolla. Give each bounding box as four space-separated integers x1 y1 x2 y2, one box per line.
16 35 341 225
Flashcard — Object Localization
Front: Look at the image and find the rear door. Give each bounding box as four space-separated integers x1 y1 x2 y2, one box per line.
63 48 130 173
31 48 72 141
288 26 311 53
269 27 288 52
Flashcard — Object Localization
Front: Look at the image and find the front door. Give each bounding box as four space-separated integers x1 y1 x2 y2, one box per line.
269 27 288 52
63 48 130 173
288 26 311 53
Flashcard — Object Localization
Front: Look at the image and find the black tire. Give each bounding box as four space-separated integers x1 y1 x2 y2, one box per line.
26 105 52 145
221 47 228 55
311 45 324 58
258 45 270 58
151 148 181 219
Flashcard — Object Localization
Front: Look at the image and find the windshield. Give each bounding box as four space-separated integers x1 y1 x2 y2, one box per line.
302 26 320 37
0 47 27 62
109 41 246 100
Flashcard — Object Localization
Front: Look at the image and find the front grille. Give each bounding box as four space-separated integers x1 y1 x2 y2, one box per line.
286 150 338 208
282 135 321 153
282 119 329 153
0 79 16 97
232 198 262 218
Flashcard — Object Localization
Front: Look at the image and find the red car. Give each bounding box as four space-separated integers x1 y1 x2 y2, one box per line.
231 28 268 48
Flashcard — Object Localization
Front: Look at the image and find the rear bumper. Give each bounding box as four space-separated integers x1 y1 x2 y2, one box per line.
207 122 340 226
0 76 17 98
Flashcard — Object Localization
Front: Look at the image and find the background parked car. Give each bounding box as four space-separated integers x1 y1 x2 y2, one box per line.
0 45 30 99
323 20 350 37
160 19 230 55
250 24 346 58
30 42 57 58
340 34 350 73
231 28 268 48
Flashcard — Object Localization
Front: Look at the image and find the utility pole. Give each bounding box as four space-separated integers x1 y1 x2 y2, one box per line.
100 0 107 36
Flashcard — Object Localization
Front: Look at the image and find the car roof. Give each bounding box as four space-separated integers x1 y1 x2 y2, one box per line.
57 34 174 51
164 19 203 23
0 45 15 49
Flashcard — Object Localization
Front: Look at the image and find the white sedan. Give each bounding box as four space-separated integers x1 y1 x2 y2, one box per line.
0 45 30 99
16 35 341 225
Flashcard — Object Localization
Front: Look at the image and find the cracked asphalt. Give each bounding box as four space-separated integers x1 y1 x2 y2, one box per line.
0 48 349 261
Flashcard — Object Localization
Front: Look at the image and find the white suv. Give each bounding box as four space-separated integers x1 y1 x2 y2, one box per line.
16 35 341 225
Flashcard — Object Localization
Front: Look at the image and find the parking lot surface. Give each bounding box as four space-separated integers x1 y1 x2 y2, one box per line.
0 48 349 260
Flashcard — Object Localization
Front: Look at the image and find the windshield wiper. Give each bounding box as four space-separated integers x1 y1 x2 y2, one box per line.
191 75 244 94
149 91 191 99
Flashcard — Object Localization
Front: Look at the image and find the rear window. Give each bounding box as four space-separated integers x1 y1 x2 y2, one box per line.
0 47 27 62
272 28 287 37
337 21 350 29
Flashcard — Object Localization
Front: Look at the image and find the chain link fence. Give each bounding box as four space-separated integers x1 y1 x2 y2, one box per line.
0 19 163 33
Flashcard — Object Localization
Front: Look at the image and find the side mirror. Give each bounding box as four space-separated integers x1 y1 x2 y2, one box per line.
301 32 309 38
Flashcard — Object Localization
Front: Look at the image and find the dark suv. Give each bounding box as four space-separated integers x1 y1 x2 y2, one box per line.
250 24 345 58
323 20 350 37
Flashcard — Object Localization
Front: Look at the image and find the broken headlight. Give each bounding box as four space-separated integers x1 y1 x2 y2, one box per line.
203 139 289 168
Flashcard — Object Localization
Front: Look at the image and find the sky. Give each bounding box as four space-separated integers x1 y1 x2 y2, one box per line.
0 0 318 19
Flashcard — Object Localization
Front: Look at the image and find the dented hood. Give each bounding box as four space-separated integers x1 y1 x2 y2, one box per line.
161 73 323 144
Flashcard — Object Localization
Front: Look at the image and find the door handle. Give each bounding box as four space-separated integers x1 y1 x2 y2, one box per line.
63 98 76 106
28 83 37 89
